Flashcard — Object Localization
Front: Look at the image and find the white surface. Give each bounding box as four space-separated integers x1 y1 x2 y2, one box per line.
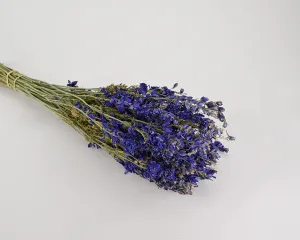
0 1 299 239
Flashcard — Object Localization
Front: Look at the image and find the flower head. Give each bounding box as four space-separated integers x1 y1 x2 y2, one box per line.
67 80 78 87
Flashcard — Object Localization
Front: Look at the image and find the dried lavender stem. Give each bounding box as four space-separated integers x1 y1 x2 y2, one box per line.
0 63 234 194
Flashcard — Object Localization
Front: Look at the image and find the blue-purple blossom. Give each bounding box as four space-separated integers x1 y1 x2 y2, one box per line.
201 96 209 102
67 80 78 87
218 107 225 112
78 83 235 194
74 102 82 109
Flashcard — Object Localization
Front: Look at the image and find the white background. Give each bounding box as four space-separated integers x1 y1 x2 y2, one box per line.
0 1 299 239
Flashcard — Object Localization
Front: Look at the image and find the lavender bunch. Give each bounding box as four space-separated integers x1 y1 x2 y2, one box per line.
0 63 234 195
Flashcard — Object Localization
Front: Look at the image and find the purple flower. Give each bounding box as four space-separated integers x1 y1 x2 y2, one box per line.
201 96 209 102
146 161 162 180
218 112 225 122
213 141 229 152
88 112 95 120
74 102 82 109
206 101 215 108
218 107 225 112
67 80 78 87
123 162 137 174
137 83 148 94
